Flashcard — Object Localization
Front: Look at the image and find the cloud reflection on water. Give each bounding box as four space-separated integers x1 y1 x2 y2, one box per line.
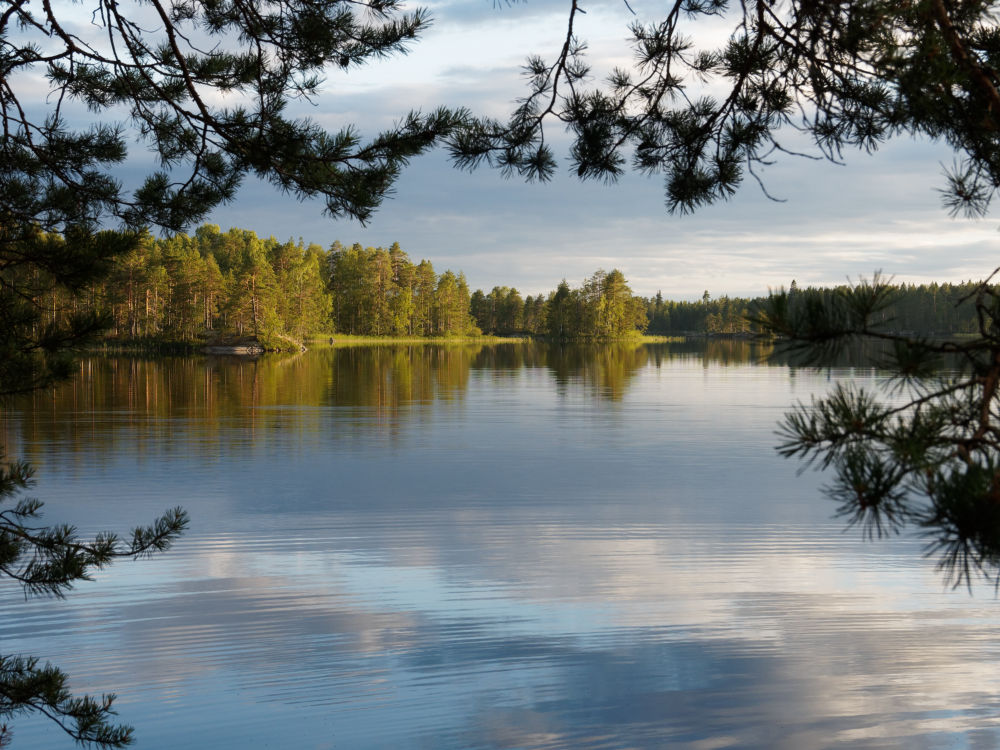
3 344 1000 749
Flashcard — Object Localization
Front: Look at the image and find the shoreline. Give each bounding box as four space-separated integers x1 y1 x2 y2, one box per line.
90 334 689 356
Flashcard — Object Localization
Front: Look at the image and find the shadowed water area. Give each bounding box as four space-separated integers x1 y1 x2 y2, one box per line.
3 341 1000 749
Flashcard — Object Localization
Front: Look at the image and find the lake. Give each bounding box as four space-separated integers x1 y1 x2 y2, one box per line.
3 341 1000 749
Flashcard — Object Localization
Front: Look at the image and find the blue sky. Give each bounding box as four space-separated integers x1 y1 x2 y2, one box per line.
174 0 1000 298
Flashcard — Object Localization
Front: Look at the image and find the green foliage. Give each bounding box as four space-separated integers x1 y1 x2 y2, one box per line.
752 273 1000 588
0 226 142 397
328 242 476 337
541 270 647 340
470 287 524 336
649 293 754 335
469 270 649 340
45 225 333 348
32 227 997 354
434 271 478 337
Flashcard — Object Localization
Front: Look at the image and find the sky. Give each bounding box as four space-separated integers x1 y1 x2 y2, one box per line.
95 0 1000 299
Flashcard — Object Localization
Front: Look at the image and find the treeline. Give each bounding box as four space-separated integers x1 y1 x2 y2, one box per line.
645 290 755 335
330 249 649 339
39 227 492 347
643 280 996 336
324 244 647 339
785 280 990 335
33 226 652 345
32 226 996 345
470 278 1000 339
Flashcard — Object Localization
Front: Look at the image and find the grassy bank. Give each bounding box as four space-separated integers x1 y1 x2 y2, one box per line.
311 333 686 346
89 333 684 353
307 334 529 346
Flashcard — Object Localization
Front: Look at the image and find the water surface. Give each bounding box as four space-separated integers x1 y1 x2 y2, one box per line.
3 342 999 749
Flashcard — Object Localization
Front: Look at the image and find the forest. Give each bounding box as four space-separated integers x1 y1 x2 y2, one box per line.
644 280 994 337
33 226 651 345
29 226 996 346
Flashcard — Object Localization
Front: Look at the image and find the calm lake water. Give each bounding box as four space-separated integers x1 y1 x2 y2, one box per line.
3 341 1000 749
